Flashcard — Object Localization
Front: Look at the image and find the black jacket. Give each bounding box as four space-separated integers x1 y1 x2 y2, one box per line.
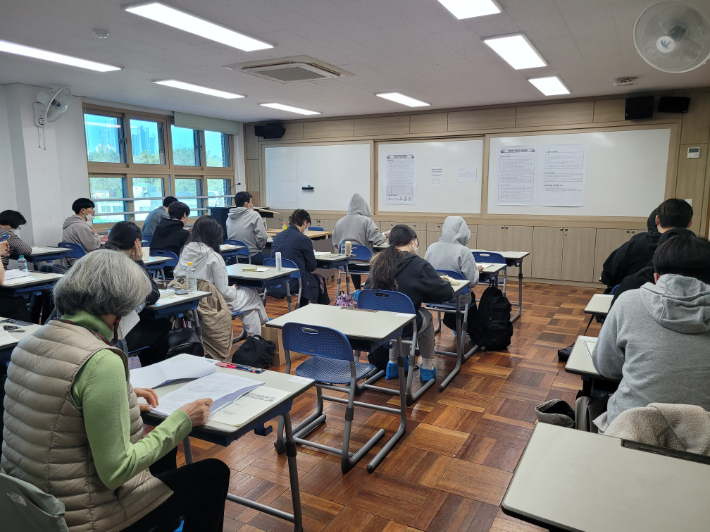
271 225 319 303
365 251 454 330
150 219 190 257
601 211 660 288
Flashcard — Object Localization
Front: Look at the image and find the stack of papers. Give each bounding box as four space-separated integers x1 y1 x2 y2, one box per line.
3 270 29 281
152 372 263 417
130 354 216 389
210 386 290 427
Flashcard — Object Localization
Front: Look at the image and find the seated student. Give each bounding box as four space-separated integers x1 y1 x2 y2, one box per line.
425 216 483 336
332 193 389 290
226 191 269 265
151 201 191 277
62 198 102 262
102 221 170 366
601 199 692 289
0 210 32 269
592 235 710 432
366 225 454 382
142 196 177 237
2 250 229 532
271 209 330 306
0 241 31 322
175 215 267 340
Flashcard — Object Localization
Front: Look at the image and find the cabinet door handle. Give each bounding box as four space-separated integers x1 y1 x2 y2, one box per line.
560 228 564 231
564 228 568 232
626 230 630 233
501 226 505 229
631 230 636 234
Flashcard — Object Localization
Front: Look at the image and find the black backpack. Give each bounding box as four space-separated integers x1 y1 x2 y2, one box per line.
469 285 513 350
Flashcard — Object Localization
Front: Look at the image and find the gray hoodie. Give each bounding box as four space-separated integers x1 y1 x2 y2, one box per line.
424 216 479 287
226 207 267 256
593 274 710 430
61 215 102 262
332 194 386 251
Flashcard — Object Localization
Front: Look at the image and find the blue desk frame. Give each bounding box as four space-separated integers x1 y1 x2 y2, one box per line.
229 270 296 311
0 279 60 299
27 250 70 264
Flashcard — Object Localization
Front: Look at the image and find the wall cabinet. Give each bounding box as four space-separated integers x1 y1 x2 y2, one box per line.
532 227 564 280
478 225 533 277
532 227 597 282
593 229 640 282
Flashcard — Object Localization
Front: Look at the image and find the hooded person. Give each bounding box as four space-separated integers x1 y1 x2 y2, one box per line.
62 198 103 263
332 193 388 290
226 191 268 265
592 235 710 433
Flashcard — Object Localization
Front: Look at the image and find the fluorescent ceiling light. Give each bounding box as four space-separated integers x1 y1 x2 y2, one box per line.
0 39 121 72
153 79 245 99
483 34 547 69
376 92 430 108
122 2 273 52
260 103 320 115
437 0 501 20
529 76 570 96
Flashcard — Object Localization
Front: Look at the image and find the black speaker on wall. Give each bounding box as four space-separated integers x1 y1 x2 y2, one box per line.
254 123 286 139
658 96 690 113
625 96 654 120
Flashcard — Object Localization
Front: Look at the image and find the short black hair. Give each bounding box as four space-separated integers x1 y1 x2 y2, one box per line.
72 198 95 214
163 196 178 208
105 221 142 251
0 210 27 229
657 198 693 229
186 215 223 254
653 235 710 284
168 201 191 220
289 209 311 227
235 191 252 207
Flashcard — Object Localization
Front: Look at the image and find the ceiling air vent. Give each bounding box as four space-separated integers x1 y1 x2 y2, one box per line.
225 56 352 84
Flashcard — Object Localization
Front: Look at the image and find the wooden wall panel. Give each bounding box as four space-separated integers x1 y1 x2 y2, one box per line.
303 119 354 139
246 159 260 191
410 113 448 133
676 144 709 215
516 102 594 128
680 92 710 145
281 122 304 140
354 115 410 136
593 99 625 123
245 124 259 160
448 108 516 132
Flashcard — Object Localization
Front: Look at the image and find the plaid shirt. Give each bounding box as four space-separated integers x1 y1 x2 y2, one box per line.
0 229 32 268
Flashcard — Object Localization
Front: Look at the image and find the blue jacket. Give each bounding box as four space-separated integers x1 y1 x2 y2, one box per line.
271 225 319 303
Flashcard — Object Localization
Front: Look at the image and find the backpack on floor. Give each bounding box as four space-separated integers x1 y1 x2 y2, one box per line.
469 285 513 351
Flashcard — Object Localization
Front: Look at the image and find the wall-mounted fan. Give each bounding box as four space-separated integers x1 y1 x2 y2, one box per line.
33 87 72 126
634 1 710 73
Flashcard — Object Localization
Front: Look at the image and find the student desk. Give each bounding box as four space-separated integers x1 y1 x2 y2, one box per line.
565 335 619 396
0 272 63 298
141 365 314 532
0 318 41 375
502 423 710 532
584 293 614 316
267 304 413 472
227 263 300 312
266 229 333 241
141 290 210 332
219 243 245 262
27 246 70 264
144 255 172 275
313 252 353 295
471 250 530 322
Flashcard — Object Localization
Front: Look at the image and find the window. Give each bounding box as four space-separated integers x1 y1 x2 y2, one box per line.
90 177 126 223
84 113 124 163
207 179 230 207
205 131 230 167
171 125 200 166
175 178 202 216
129 119 165 165
133 177 165 221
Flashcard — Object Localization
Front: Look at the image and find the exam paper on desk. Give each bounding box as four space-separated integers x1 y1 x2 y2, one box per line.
209 387 290 426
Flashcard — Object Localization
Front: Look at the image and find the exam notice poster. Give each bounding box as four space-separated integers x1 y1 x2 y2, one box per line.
385 153 416 205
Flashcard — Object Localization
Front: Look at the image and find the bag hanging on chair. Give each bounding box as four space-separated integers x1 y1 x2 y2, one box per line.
165 320 204 358
232 335 275 369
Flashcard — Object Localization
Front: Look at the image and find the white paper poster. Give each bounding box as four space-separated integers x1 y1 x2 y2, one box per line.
385 153 416 205
497 147 536 205
540 144 589 207
430 167 444 186
457 167 477 183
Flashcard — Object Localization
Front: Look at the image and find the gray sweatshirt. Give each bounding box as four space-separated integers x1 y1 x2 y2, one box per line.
592 274 710 431
61 215 102 262
424 216 479 287
226 207 267 256
332 194 386 251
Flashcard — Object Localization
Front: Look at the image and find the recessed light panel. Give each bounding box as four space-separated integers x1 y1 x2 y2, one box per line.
153 80 245 99
260 103 321 115
122 2 273 52
0 39 121 72
483 34 547 69
529 76 570 96
376 92 430 107
437 0 501 20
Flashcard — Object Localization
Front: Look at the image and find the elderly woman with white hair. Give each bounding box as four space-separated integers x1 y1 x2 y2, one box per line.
2 250 230 532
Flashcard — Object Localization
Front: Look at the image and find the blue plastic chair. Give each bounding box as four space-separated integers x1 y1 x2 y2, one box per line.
224 239 251 264
610 284 620 295
57 241 87 260
337 242 373 295
280 323 380 473
473 251 507 294
149 249 178 281
263 257 302 312
309 226 325 231
142 234 153 246
426 269 472 333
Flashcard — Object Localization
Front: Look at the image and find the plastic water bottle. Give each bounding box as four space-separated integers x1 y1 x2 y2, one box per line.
17 255 28 273
186 262 197 293
275 252 282 272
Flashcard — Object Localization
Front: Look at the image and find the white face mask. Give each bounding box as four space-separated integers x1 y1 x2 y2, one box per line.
86 213 94 224
411 240 419 255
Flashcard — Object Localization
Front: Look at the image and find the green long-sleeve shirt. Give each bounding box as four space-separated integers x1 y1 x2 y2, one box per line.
67 311 192 490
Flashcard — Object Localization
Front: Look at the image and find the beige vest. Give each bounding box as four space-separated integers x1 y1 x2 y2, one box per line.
1 320 173 532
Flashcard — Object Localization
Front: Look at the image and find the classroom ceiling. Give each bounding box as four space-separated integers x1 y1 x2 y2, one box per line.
1 0 710 122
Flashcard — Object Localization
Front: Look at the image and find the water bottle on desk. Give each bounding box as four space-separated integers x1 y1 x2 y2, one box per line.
17 255 28 273
186 262 197 293
275 252 282 272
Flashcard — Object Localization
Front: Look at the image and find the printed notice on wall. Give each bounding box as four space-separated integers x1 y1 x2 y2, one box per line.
457 167 477 183
430 167 444 186
540 144 589 207
385 153 416 205
497 147 536 205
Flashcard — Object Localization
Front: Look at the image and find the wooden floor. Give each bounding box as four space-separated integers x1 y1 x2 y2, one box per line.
189 278 603 532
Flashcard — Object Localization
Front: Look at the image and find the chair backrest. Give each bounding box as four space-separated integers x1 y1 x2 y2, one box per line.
224 239 250 257
281 323 353 360
435 269 469 295
357 289 415 314
473 251 506 266
263 257 300 278
339 242 373 261
149 249 179 267
57 242 86 259
309 226 325 231
610 284 620 295
0 473 69 532
142 234 153 246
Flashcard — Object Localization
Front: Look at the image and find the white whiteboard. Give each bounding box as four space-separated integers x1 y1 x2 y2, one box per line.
265 143 371 211
488 129 671 217
377 139 484 214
